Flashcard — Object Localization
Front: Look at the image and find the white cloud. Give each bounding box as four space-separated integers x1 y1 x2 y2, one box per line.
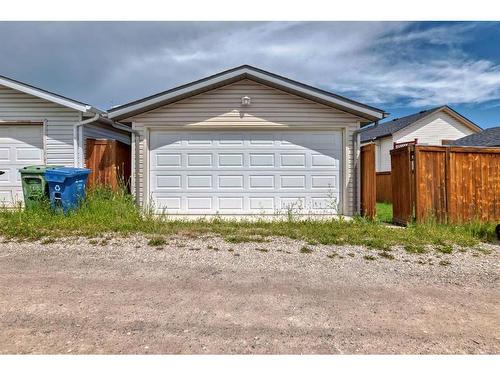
110 22 500 109
1 22 499 110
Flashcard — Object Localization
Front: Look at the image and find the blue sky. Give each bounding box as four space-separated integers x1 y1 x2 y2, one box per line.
0 21 499 128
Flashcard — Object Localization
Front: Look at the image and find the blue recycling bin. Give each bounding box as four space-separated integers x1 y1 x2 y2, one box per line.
45 167 91 213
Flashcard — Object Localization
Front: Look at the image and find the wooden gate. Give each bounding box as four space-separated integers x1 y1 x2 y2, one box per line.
360 144 376 219
414 146 447 222
85 139 131 191
390 145 414 225
390 145 500 224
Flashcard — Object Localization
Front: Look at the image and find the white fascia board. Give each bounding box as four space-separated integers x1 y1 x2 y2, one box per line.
0 77 101 114
246 69 384 120
108 69 245 119
109 67 385 120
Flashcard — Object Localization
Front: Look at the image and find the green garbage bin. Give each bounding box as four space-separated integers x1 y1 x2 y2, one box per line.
19 165 63 209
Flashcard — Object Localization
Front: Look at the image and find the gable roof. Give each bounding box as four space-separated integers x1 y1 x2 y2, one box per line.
450 126 500 147
0 74 102 114
107 65 387 123
360 105 481 143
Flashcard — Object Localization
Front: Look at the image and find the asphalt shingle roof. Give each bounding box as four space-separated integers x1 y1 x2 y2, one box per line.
360 106 443 142
450 127 500 147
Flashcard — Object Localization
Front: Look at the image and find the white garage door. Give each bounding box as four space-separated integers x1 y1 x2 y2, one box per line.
149 130 342 215
0 125 44 206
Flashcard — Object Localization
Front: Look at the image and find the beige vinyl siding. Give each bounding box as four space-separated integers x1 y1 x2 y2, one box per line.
375 136 393 172
1 84 129 168
127 79 362 216
394 111 476 145
0 84 80 166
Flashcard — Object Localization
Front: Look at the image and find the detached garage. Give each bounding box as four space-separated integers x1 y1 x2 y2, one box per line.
108 65 386 217
0 74 131 206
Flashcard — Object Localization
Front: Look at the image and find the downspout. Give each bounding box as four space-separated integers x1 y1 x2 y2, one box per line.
73 113 100 167
353 127 362 215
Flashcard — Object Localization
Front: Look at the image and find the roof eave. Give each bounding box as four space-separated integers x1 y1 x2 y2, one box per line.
0 75 101 114
108 66 386 122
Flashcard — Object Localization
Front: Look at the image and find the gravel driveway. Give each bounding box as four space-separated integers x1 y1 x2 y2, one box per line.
0 234 498 354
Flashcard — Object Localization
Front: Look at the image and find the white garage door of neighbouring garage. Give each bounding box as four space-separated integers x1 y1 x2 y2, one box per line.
149 130 343 215
0 125 44 206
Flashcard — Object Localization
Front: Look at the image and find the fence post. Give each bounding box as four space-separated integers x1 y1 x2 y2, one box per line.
360 144 376 219
412 145 418 223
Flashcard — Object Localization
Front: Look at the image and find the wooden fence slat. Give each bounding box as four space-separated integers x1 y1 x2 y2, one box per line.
360 144 376 219
391 146 414 225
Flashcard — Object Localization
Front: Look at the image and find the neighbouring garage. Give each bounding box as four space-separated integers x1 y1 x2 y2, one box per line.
0 74 132 207
108 65 386 217
149 130 342 215
0 124 44 205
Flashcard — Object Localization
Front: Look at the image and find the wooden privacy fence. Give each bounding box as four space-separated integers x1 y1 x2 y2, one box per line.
85 139 131 191
376 172 392 203
391 145 500 224
360 144 376 219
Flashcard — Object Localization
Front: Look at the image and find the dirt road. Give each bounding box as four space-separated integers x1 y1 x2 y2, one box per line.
0 235 498 354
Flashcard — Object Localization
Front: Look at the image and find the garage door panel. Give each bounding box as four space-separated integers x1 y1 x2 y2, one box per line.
218 197 244 210
16 147 43 162
155 153 182 167
0 125 43 206
0 148 9 161
219 153 244 167
280 153 306 167
149 130 342 215
280 175 306 189
249 153 274 167
218 175 244 189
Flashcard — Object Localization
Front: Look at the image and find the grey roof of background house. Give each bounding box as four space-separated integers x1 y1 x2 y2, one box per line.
450 126 500 147
360 106 443 142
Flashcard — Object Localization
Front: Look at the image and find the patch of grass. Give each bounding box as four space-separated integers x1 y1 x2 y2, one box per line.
40 237 56 245
435 244 453 254
476 246 492 255
439 260 451 266
363 254 376 261
404 244 427 254
147 236 166 247
300 246 313 254
378 251 395 260
224 235 268 244
89 239 99 245
327 252 343 259
376 202 393 223
0 186 496 252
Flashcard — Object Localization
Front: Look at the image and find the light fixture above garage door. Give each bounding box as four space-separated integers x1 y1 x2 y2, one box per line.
241 96 251 106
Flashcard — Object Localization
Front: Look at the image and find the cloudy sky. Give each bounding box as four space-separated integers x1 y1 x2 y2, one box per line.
0 21 499 127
